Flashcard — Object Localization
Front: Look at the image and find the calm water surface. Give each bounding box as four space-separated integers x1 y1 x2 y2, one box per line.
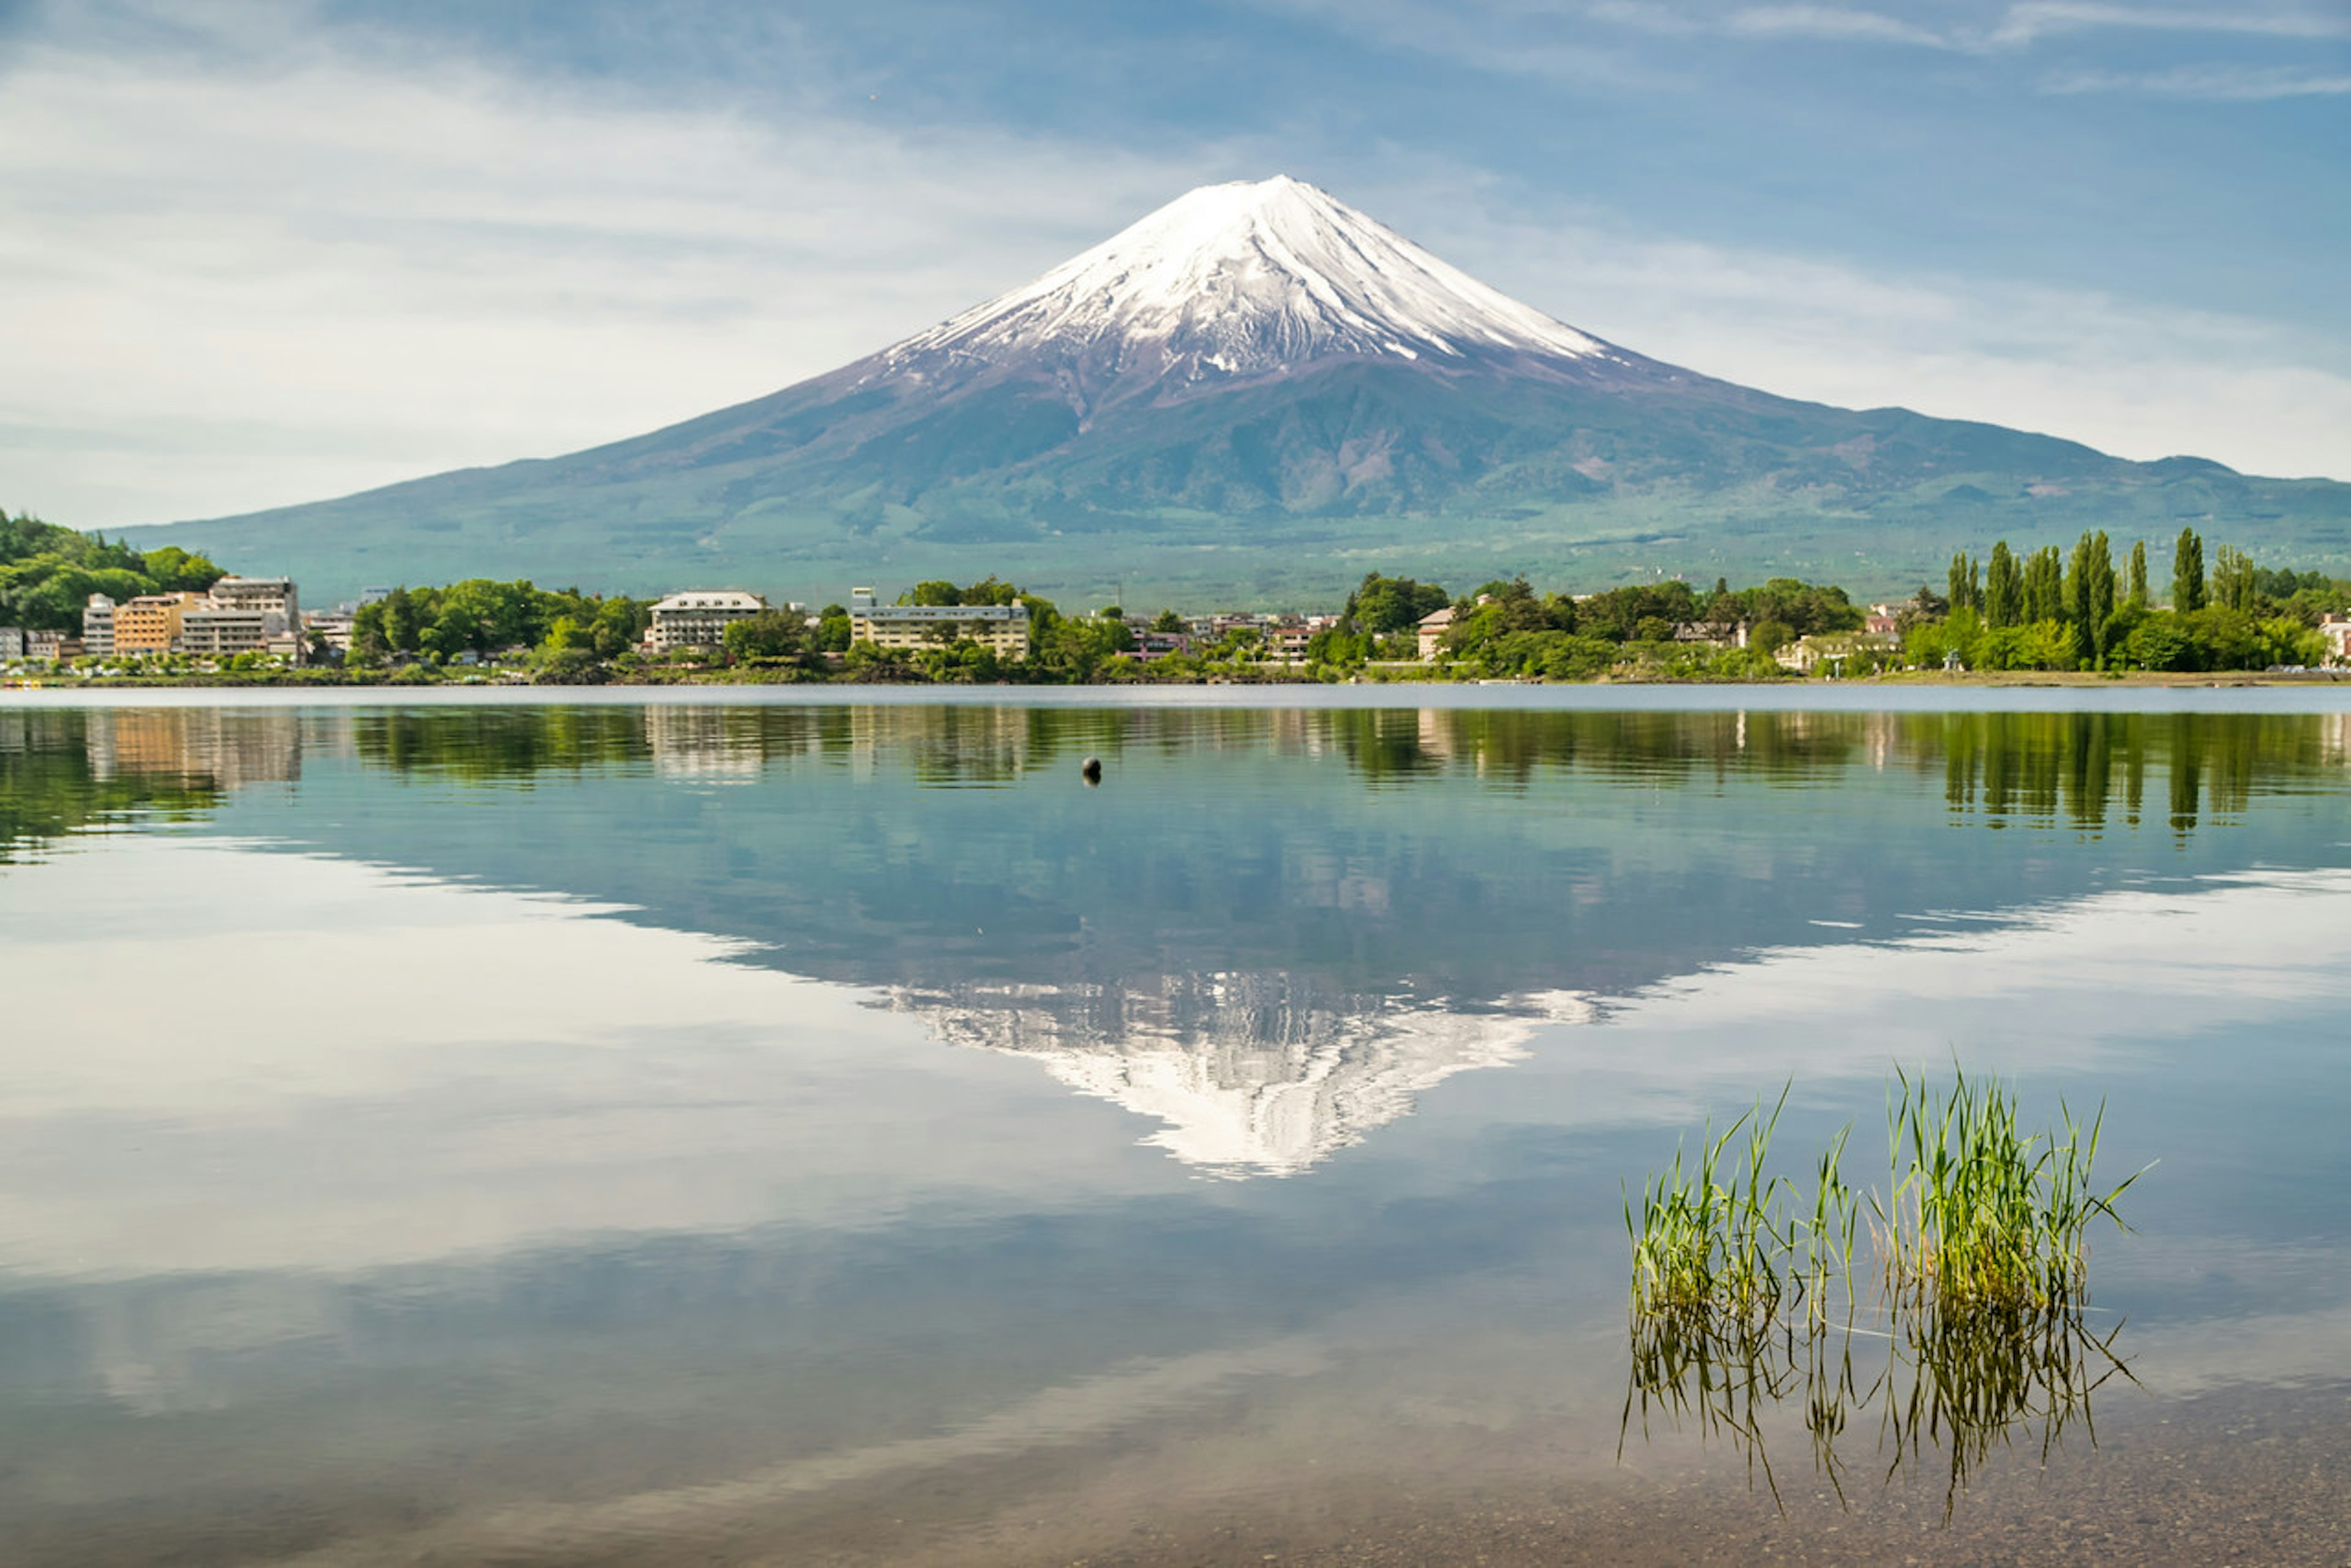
3 693 2349 1564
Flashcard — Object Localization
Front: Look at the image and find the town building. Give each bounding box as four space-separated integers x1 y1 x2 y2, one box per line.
848 589 1030 658
1416 606 1455 660
178 604 274 657
206 576 301 631
113 591 208 655
1671 621 1750 648
0 626 24 659
2320 614 2351 666
1263 621 1315 662
28 631 81 661
81 595 116 657
644 589 768 652
1777 631 1899 675
99 577 305 661
304 609 359 656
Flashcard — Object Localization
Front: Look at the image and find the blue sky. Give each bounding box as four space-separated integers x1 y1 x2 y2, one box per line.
3 0 2345 526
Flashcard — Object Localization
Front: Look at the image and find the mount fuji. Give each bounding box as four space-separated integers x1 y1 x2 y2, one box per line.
127 176 2350 602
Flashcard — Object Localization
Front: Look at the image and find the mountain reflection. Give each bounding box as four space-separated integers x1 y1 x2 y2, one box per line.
7 700 2349 1174
892 973 1591 1176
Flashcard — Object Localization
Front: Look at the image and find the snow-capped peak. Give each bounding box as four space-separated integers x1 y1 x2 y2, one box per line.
890 176 1610 382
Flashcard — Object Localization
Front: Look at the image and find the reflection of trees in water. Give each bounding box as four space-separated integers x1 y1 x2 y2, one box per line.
1624 1291 2132 1519
349 706 653 781
7 699 2340 864
1929 710 2323 833
328 705 2350 837
0 710 227 861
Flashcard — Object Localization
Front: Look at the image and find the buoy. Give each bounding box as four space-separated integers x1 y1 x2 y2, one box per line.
1080 756 1103 786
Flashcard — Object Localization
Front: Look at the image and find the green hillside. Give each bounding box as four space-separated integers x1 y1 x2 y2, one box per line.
117 355 2351 610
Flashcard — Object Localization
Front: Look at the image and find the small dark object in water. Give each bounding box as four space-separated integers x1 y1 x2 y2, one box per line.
1080 756 1102 786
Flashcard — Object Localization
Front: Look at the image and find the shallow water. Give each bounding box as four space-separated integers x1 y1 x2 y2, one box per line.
2 696 2349 1564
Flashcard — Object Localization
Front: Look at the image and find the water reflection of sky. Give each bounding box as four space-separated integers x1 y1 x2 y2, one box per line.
2 699 2349 1562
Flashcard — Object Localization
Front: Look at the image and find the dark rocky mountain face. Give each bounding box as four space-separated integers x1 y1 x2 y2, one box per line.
125 177 2350 602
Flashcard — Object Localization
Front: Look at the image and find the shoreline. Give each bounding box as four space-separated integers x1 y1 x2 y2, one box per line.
5 667 2345 693
9 681 2351 715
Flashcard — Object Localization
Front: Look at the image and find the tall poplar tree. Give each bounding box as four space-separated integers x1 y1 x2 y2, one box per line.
2128 540 2148 608
2023 546 2064 624
2210 544 2257 613
1985 541 2023 628
1948 550 1982 614
2173 527 2206 612
2067 530 2115 666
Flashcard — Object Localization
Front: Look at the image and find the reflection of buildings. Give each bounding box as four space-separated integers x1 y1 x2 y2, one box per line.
845 704 1037 784
83 708 303 788
890 973 1589 1177
642 705 772 778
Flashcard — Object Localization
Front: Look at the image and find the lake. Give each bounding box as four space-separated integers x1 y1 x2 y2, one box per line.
4 689 2349 1564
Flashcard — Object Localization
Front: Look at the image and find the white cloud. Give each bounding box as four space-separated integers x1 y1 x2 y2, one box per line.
1989 2 2351 46
1727 6 1950 46
1587 0 2351 51
1349 170 2351 478
0 11 1241 527
2045 63 2351 97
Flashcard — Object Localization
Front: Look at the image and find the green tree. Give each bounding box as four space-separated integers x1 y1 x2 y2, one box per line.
722 609 811 665
1343 572 1452 635
2066 530 2115 667
1947 550 1981 615
2173 527 2206 612
2210 544 2257 613
2128 540 2149 609
137 545 226 593
1984 541 2023 628
2022 546 2064 625
380 587 420 654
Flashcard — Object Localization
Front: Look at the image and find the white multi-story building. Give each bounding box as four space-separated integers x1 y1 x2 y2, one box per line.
178 604 274 656
81 595 116 657
206 576 301 632
644 590 768 652
848 588 1030 658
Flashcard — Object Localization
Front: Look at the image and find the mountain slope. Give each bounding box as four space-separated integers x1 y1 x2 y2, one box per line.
124 177 2351 603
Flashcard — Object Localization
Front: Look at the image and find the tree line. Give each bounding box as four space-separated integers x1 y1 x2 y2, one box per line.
344 576 1150 684
1921 527 2344 673
1306 572 1862 680
0 509 226 632
348 581 651 667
